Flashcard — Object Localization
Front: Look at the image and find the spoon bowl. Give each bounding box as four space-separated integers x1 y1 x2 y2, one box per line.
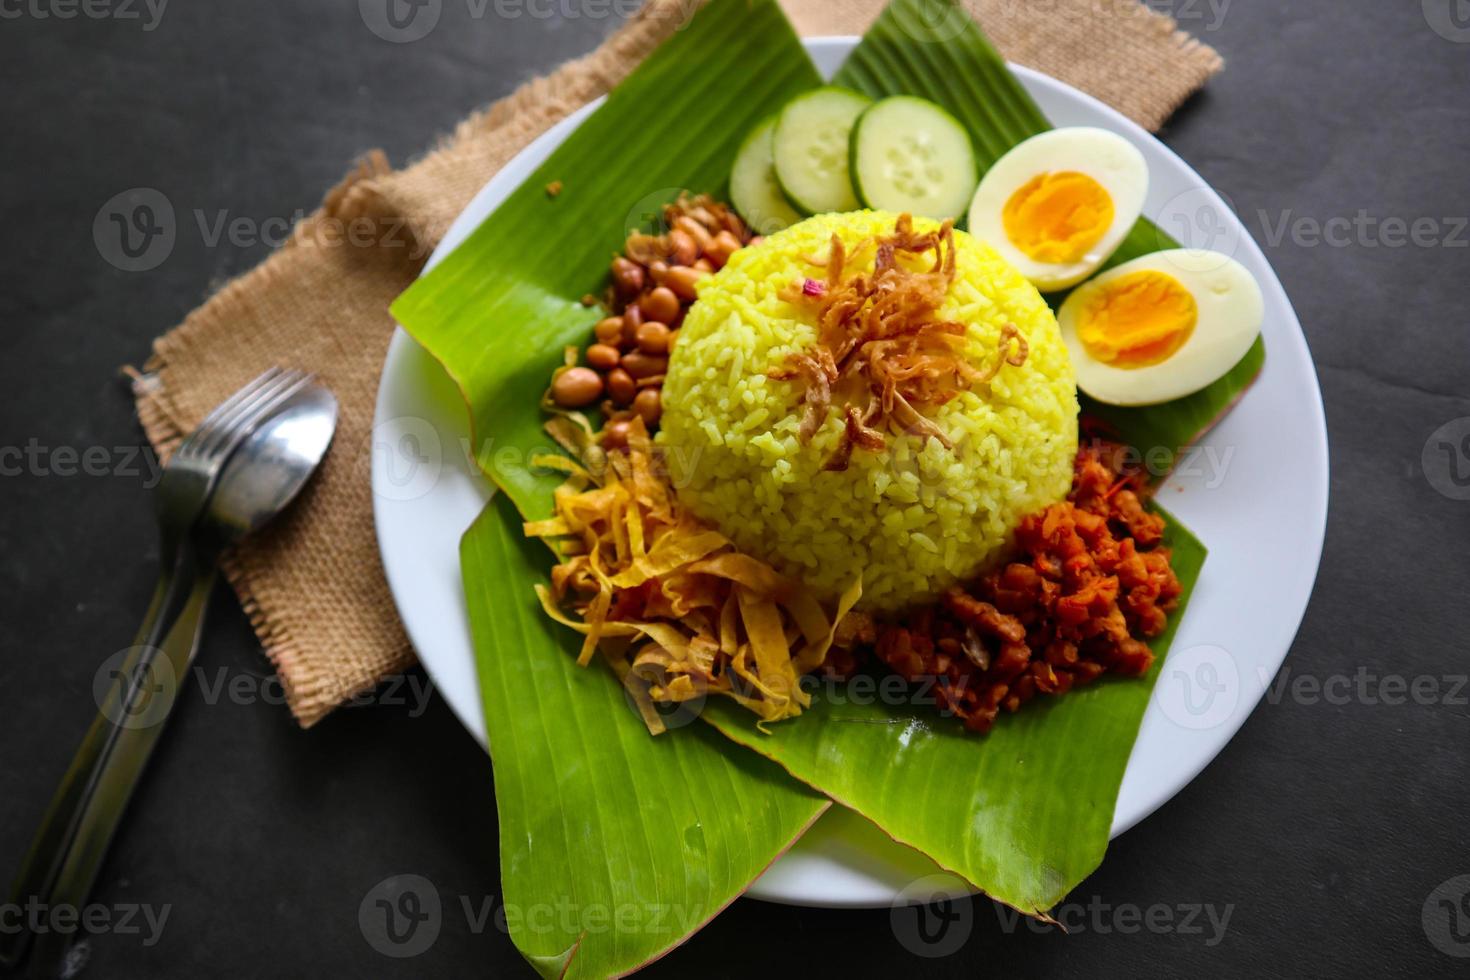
208 383 339 543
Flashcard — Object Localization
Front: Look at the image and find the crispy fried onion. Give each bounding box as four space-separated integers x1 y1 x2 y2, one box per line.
527 416 862 734
771 214 1031 470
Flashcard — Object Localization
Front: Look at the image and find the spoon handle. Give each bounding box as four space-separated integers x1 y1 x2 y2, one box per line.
1 558 217 976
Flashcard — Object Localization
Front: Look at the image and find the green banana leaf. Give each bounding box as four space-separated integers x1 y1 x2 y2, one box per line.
392 0 1258 948
462 495 828 979
834 0 1265 469
396 3 832 976
702 514 1204 915
391 0 825 519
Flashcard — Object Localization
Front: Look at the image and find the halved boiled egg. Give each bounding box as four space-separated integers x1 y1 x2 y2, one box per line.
968 127 1148 291
1057 249 1264 407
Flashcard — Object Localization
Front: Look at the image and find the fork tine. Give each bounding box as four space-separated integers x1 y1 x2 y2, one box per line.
182 368 284 450
194 370 314 468
188 369 307 461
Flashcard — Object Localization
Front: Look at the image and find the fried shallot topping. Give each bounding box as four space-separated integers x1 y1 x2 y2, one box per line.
771 214 1030 470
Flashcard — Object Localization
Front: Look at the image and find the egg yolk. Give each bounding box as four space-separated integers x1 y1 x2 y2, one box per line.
1077 270 1199 369
1002 171 1115 264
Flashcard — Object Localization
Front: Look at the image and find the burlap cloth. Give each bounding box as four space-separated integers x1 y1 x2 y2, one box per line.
131 0 1222 727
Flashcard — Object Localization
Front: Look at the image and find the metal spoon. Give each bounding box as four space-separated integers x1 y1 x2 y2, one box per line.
7 382 338 978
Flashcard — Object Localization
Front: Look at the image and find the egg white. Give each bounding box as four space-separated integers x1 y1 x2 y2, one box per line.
967 127 1149 292
1058 249 1264 407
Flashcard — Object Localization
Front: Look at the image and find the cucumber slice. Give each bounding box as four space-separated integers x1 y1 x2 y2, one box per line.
772 87 872 215
729 116 803 235
850 96 978 221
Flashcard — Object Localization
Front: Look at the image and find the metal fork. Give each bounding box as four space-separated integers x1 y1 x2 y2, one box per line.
144 367 312 647
0 367 312 973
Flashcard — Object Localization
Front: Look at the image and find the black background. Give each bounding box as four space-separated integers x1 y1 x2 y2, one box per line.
3 1 1469 976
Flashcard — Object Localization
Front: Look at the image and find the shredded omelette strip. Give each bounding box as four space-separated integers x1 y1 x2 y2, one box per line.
527 417 862 734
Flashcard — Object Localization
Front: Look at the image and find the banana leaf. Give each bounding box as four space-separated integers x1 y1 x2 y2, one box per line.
391 0 825 519
392 0 1254 942
462 495 827 979
396 3 831 975
702 514 1204 915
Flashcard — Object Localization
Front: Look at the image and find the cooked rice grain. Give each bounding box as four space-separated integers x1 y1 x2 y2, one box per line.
656 211 1078 610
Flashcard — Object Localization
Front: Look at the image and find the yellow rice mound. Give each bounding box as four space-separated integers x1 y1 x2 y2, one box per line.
656 211 1079 610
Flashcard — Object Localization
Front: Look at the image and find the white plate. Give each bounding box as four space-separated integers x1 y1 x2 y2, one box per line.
372 37 1329 908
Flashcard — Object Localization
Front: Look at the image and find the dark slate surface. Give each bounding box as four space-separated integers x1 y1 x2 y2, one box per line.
2 1 1467 976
